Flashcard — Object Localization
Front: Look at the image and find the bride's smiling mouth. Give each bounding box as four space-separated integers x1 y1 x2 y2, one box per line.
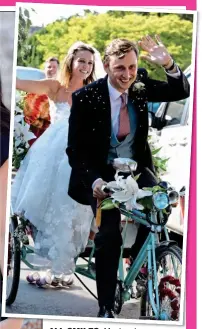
80 70 88 74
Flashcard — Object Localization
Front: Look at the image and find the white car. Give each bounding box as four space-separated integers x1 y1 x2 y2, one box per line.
16 66 45 80
151 66 191 241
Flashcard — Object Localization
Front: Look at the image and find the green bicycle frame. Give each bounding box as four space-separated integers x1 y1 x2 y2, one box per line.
118 207 165 319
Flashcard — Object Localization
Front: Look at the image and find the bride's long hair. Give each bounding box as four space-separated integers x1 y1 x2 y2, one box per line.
59 42 96 88
0 78 10 134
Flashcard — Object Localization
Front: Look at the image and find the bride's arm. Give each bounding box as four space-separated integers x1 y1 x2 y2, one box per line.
16 78 60 98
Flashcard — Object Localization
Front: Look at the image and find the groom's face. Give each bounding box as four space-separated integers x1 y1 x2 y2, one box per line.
104 50 138 93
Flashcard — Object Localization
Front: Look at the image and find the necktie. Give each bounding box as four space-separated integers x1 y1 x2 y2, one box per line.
117 93 130 140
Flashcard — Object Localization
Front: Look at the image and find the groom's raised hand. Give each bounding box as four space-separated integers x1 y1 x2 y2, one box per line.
138 35 176 71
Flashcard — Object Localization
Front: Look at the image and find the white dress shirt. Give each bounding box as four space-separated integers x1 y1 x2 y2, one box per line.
107 79 129 136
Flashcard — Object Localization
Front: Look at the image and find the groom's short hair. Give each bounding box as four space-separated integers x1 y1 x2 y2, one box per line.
103 39 139 64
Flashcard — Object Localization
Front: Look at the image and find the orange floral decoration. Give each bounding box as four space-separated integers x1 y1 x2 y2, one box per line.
24 93 51 129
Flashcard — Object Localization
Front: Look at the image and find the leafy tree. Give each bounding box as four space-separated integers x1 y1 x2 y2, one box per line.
107 10 135 18
130 11 194 22
23 12 193 80
17 8 33 66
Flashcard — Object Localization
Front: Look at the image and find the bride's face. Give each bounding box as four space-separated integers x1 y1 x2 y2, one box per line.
71 50 94 80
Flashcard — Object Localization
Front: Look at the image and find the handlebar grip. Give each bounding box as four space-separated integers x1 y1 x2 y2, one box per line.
102 186 112 194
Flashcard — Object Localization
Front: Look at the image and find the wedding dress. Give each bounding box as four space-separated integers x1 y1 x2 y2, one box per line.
11 101 93 275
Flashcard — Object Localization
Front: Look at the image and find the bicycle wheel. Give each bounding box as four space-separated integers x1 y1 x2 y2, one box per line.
6 215 21 305
140 245 182 321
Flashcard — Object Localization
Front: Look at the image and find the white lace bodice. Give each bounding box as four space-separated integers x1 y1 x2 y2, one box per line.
49 101 71 123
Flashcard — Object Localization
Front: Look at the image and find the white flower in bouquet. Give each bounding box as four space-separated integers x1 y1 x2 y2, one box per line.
107 175 152 210
15 113 24 123
13 92 37 169
15 136 22 148
115 172 127 189
15 92 21 104
14 121 36 144
15 105 23 114
16 147 24 155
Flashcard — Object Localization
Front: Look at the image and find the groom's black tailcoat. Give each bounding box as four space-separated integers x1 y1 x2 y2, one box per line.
67 68 190 205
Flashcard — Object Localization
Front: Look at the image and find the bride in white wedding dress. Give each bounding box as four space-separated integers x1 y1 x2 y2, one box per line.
12 42 105 283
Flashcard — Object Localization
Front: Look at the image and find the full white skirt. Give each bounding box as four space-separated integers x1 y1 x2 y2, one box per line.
12 120 93 274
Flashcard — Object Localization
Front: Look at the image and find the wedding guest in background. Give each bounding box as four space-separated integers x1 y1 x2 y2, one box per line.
44 57 60 79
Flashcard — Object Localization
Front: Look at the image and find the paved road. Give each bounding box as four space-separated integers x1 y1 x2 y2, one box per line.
5 256 140 320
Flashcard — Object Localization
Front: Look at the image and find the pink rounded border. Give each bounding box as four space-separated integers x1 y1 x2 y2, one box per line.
0 1 196 328
186 70 196 329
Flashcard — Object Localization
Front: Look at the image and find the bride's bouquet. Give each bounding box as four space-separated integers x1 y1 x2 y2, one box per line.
13 92 36 169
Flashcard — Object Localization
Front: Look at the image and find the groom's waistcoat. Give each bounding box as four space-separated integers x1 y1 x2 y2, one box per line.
107 99 137 163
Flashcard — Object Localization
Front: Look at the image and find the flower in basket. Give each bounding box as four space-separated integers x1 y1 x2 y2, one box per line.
24 93 51 129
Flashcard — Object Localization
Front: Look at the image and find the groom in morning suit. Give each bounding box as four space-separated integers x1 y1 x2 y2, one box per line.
67 36 190 318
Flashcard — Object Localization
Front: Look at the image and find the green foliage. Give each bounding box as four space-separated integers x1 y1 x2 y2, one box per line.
101 199 118 210
18 8 33 66
148 135 170 178
137 195 153 210
129 12 194 22
23 11 193 79
153 156 170 174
